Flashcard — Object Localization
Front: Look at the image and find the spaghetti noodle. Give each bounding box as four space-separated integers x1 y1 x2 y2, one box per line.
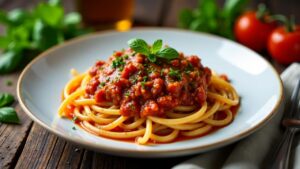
58 39 239 145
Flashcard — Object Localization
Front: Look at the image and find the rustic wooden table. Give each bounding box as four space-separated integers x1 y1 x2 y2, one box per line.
0 0 297 168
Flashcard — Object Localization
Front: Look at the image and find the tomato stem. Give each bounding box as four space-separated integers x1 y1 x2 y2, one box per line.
256 4 268 21
270 15 295 32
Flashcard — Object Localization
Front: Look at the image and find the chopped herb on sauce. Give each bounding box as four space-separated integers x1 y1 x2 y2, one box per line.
124 91 130 97
141 82 146 88
112 57 125 69
130 103 135 111
99 82 105 87
143 76 148 82
169 68 182 80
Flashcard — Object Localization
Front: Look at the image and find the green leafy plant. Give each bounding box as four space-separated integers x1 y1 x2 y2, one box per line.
0 93 14 107
0 93 19 124
0 0 91 74
178 0 248 39
127 38 179 62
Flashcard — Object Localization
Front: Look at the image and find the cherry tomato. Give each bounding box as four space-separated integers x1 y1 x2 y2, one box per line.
268 26 300 64
234 11 277 52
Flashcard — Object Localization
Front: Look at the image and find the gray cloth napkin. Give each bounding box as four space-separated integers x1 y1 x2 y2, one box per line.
173 63 300 169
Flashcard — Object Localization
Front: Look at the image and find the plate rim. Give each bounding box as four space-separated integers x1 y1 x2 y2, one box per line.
17 27 284 157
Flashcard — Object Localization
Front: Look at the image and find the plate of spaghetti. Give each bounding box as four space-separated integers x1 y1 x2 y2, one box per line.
17 28 283 157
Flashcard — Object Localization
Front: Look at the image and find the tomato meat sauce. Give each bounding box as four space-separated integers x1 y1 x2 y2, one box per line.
85 48 212 117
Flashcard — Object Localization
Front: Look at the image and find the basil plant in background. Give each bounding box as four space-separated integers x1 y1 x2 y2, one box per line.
178 0 248 39
0 0 91 74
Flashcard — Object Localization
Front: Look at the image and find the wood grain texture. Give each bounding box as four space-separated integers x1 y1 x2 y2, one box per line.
0 72 33 169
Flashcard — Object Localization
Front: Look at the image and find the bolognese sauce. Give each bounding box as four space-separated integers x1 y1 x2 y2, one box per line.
85 48 212 117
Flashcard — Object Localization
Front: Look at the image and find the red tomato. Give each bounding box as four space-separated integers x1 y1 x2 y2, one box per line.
268 26 300 64
234 11 277 52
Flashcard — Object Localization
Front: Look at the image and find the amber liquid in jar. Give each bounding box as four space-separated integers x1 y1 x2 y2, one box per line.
77 0 134 31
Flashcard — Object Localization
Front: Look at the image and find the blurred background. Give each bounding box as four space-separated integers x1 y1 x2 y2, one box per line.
0 1 299 168
0 0 299 27
0 0 299 74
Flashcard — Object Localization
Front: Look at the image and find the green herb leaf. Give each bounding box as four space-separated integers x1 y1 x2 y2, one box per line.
178 9 194 28
112 57 125 69
141 82 146 89
157 47 179 60
0 10 9 24
147 54 157 62
0 93 14 107
99 82 106 87
221 0 248 38
0 51 22 74
0 36 10 48
63 12 81 26
151 39 162 54
127 38 150 56
143 76 148 82
0 0 90 75
34 3 64 27
48 0 61 6
169 68 182 80
7 9 29 26
223 0 248 19
0 107 20 124
33 20 63 50
178 0 248 39
128 38 179 62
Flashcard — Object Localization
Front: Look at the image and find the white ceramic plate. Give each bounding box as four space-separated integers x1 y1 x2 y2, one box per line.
17 28 283 158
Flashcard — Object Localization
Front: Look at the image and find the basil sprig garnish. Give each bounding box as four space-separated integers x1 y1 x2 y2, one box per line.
0 93 20 124
127 38 179 62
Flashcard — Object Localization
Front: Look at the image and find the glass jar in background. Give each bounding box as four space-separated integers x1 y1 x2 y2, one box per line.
77 0 134 31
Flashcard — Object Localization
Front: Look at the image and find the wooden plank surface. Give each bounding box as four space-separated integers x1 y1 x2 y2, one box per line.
0 0 290 168
0 72 33 169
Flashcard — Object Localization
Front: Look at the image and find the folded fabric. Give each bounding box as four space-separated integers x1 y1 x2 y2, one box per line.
173 63 300 169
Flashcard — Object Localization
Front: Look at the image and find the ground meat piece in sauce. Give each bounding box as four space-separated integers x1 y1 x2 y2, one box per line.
86 49 211 117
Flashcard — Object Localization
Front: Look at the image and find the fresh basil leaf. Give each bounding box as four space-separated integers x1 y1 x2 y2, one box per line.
64 12 81 26
0 10 9 24
8 25 30 45
33 20 63 50
0 36 10 48
178 9 194 28
157 47 179 60
223 0 248 19
0 93 14 107
0 0 90 75
34 3 64 27
147 54 157 62
0 107 20 124
199 0 218 18
48 0 61 6
190 18 208 31
0 51 22 74
7 9 29 26
127 38 150 56
151 39 162 54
